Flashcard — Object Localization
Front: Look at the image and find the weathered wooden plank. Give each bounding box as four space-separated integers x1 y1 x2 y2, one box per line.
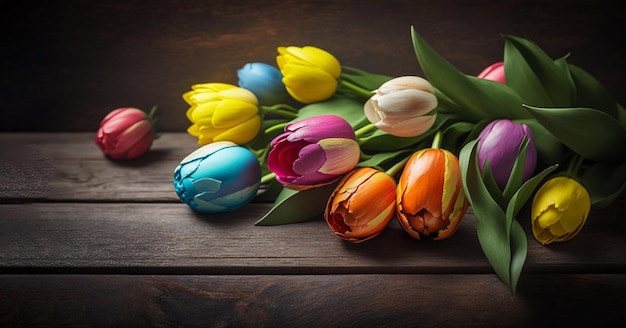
1 203 624 273
1 274 625 327
1 133 199 201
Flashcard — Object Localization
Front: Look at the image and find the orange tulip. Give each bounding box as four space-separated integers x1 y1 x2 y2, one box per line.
396 148 468 240
325 167 396 242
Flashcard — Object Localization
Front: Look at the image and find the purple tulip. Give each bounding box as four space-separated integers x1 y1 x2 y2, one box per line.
268 115 360 190
477 119 537 190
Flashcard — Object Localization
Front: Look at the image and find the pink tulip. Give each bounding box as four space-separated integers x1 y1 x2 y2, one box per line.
477 62 506 84
95 107 157 160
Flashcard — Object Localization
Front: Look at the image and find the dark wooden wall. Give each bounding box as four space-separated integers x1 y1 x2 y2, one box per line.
1 0 624 132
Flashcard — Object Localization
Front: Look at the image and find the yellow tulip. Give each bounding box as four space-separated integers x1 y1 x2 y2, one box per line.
183 83 261 145
276 46 341 104
325 167 396 242
531 176 591 244
396 148 468 240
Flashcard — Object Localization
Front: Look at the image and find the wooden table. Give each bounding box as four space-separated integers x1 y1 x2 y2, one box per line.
1 132 624 326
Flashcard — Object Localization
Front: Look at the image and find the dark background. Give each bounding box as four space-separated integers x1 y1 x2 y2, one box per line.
1 0 624 132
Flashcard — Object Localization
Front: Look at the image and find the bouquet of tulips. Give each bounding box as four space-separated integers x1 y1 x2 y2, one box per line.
133 26 623 294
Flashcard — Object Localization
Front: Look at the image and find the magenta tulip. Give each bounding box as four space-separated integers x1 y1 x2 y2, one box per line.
267 115 360 190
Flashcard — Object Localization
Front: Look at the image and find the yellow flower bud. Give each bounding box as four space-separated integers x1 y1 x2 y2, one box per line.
276 46 341 104
183 83 261 145
531 176 591 245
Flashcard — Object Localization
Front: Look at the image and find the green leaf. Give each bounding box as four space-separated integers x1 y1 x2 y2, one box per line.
358 113 449 152
524 105 626 162
459 140 512 290
503 35 575 107
569 64 619 118
358 149 412 170
440 121 478 154
254 181 339 225
502 137 529 201
582 161 626 209
508 220 527 295
296 95 370 130
411 27 529 122
341 66 393 91
506 164 558 219
513 119 567 165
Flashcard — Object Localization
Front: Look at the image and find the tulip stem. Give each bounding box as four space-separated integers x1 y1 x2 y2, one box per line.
261 172 276 185
355 123 376 138
385 154 411 178
265 122 289 135
431 130 442 149
262 106 298 119
566 154 585 176
340 78 374 99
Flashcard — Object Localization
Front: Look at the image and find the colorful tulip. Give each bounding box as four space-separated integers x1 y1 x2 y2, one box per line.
325 167 397 242
363 76 437 137
173 141 261 213
531 176 591 244
237 62 290 105
276 46 341 104
267 115 360 190
95 107 157 160
477 61 506 84
477 119 537 191
183 83 261 145
396 148 468 240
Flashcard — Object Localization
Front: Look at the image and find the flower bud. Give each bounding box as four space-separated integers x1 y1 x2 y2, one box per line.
396 148 468 240
477 119 537 191
477 61 506 84
268 115 360 190
183 83 261 145
95 107 156 160
174 141 261 213
276 46 341 104
237 62 290 105
364 76 437 137
531 176 591 244
325 167 396 242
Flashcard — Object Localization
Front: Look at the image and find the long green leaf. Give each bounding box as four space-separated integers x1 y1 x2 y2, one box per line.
297 95 370 129
459 140 512 289
569 64 619 118
513 119 567 165
508 220 527 295
524 105 626 162
504 35 574 107
411 27 528 122
582 161 626 209
255 181 339 225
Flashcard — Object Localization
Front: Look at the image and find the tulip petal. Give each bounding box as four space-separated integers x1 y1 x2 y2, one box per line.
101 108 146 135
212 115 261 145
113 120 153 156
374 89 437 117
317 138 360 175
212 100 259 128
189 102 218 125
293 143 326 175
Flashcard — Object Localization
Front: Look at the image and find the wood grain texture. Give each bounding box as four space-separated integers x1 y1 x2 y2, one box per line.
1 0 624 132
1 202 624 274
2 274 625 327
